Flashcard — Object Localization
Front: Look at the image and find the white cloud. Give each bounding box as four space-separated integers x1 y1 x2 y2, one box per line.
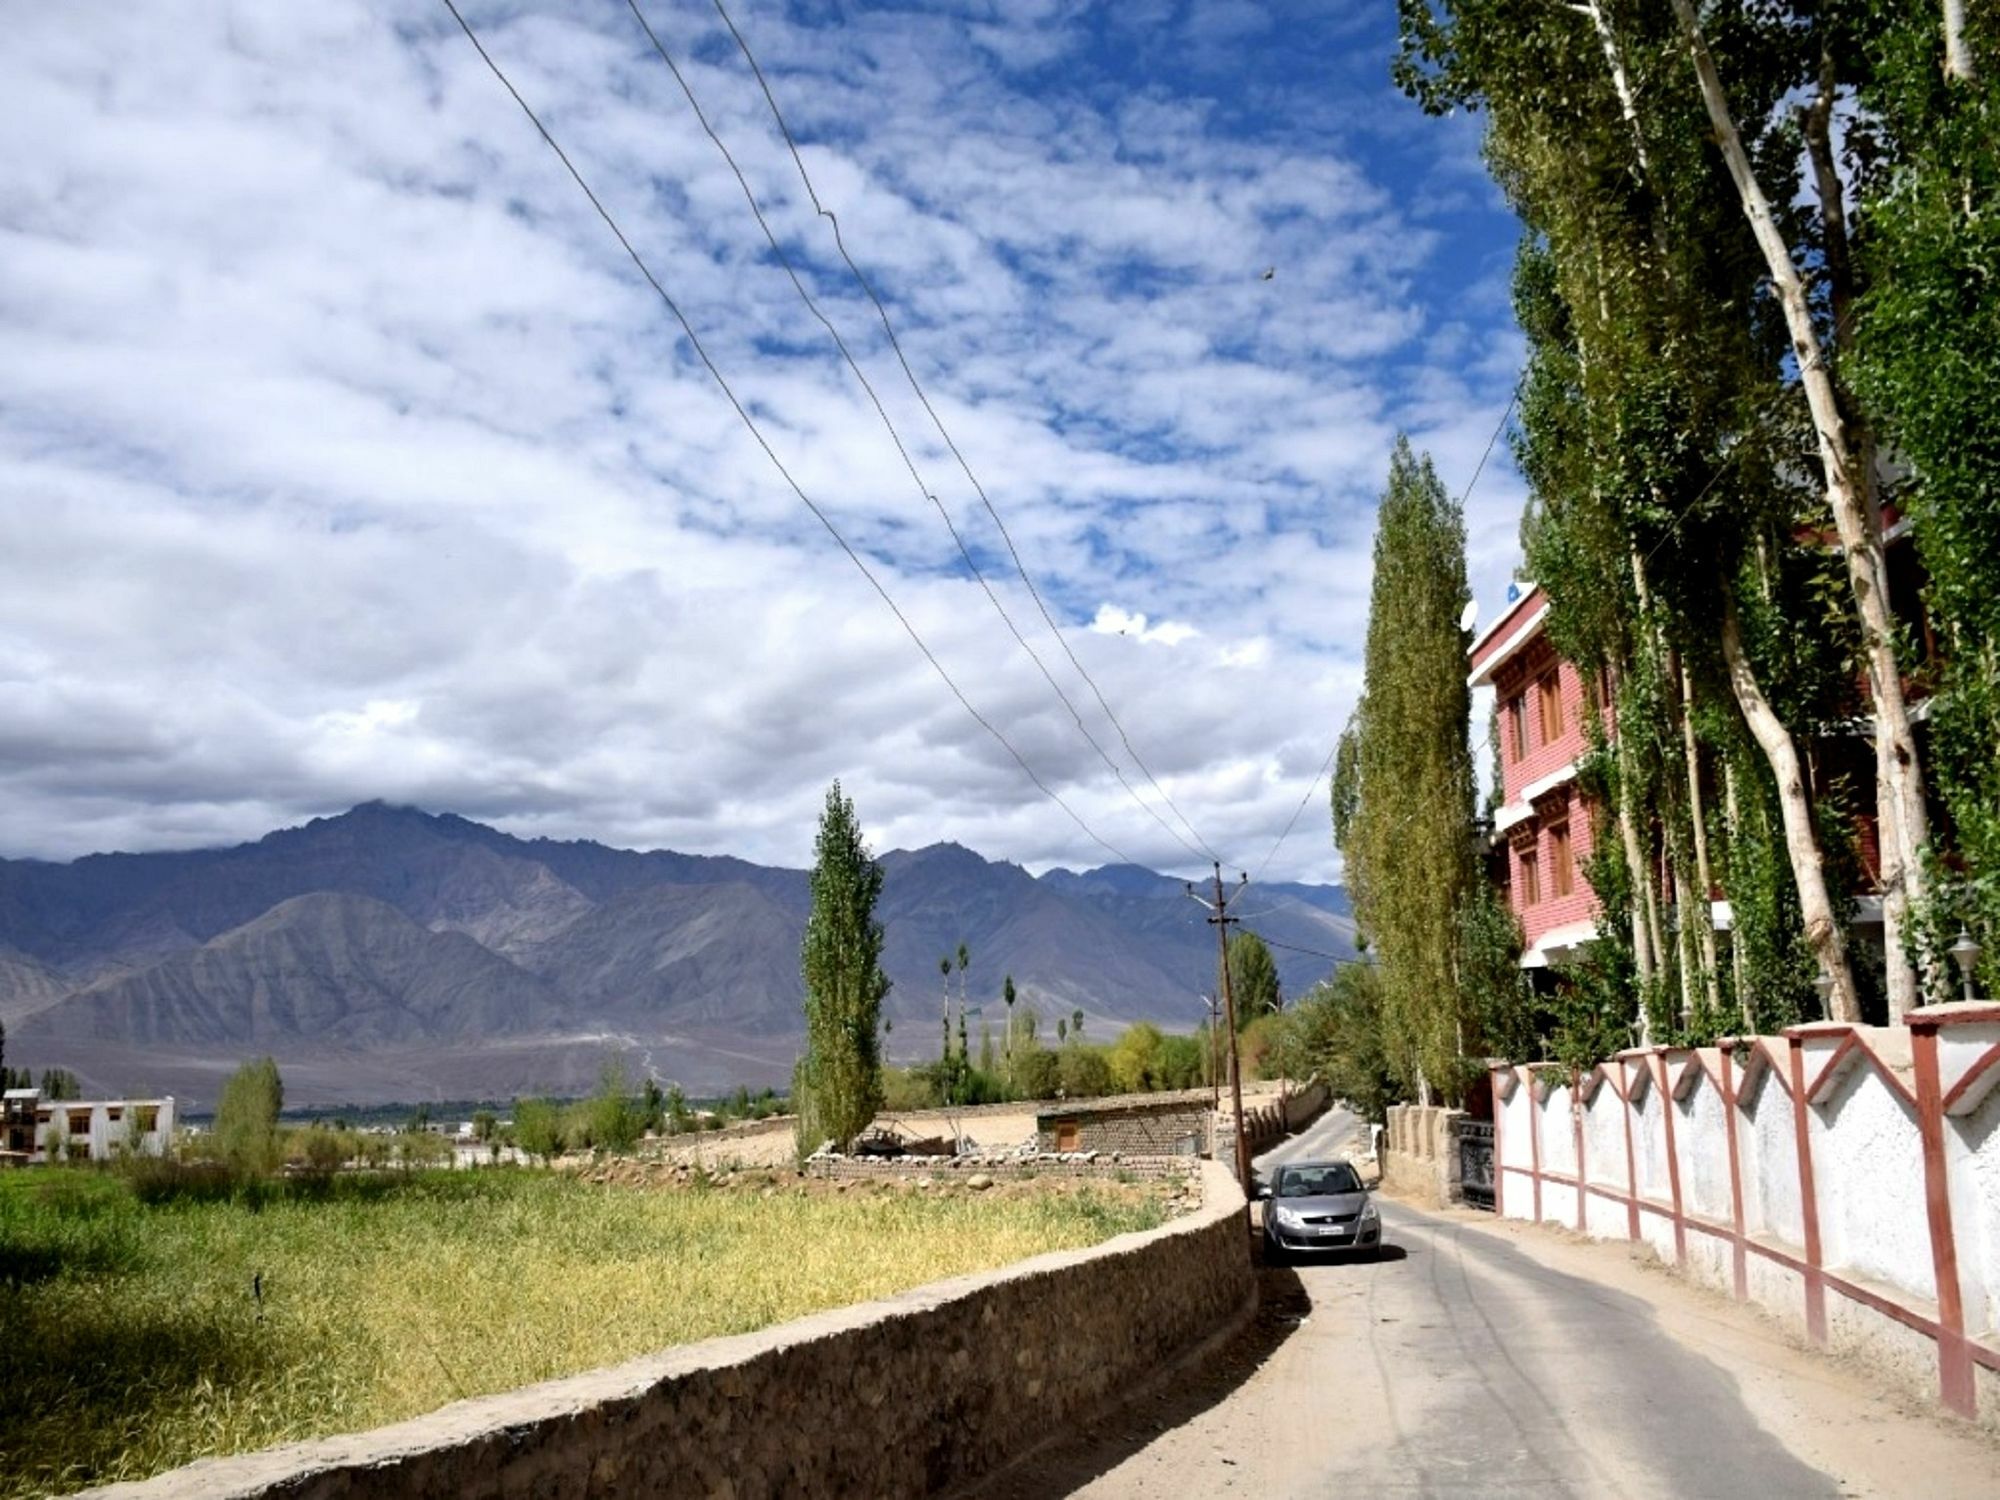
0 0 1525 885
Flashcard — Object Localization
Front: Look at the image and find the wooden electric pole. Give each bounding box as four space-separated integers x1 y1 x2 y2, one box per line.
1188 862 1251 1199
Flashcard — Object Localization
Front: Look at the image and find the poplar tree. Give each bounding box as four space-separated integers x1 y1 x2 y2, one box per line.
1226 931 1281 1031
1850 5 2000 996
794 781 889 1154
1333 438 1480 1102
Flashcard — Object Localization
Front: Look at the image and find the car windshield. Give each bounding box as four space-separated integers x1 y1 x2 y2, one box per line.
1276 1164 1360 1197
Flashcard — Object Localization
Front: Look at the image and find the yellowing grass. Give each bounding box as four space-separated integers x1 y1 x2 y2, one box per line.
0 1168 1162 1498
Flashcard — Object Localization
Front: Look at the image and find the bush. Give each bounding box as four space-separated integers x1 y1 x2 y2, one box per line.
212 1058 284 1177
293 1127 352 1176
1057 1045 1112 1098
512 1098 563 1162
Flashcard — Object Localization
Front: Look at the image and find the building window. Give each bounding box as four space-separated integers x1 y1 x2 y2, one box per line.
1519 849 1541 907
135 1106 158 1133
1508 693 1528 761
1550 822 1574 898
1537 672 1563 743
1584 664 1613 714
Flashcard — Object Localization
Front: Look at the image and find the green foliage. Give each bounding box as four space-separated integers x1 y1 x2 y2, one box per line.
795 782 889 1154
1456 880 1534 1065
293 1127 352 1176
1106 1023 1166 1093
1287 966 1399 1123
1056 1044 1112 1099
511 1097 563 1163
1225 930 1281 1030
1849 10 2000 993
38 1069 81 1102
582 1060 647 1155
1006 1043 1061 1101
0 1167 1160 1498
1333 437 1481 1098
212 1058 283 1177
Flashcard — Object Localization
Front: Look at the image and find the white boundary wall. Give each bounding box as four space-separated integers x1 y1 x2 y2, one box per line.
1491 1003 2000 1429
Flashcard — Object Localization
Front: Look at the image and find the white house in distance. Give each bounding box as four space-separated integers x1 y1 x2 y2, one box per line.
0 1089 176 1163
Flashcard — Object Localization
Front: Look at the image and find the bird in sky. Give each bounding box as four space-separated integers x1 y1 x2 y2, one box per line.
1261 267 1275 281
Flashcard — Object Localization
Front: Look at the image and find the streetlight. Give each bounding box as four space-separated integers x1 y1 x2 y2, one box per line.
1948 929 1983 1003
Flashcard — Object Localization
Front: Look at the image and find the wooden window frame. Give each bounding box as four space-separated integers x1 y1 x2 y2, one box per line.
1518 848 1541 908
1537 671 1563 744
1550 821 1574 898
1508 693 1528 762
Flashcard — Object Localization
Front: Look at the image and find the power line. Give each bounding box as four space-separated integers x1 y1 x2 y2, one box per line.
1252 739 1339 881
704 0 1219 865
439 0 1145 871
620 0 1208 866
1239 927 1370 966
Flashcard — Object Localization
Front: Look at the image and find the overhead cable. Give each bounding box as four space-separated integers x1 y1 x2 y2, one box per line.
621 0 1208 866
439 0 1145 871
704 0 1219 864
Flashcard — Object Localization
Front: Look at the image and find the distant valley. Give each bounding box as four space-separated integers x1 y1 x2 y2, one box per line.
0 803 1355 1105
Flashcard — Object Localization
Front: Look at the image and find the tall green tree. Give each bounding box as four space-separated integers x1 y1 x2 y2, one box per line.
214 1056 284 1176
1851 5 2000 997
1332 438 1480 1101
794 781 889 1153
1225 930 1281 1032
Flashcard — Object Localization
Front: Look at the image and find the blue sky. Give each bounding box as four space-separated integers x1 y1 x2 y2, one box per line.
0 0 1526 881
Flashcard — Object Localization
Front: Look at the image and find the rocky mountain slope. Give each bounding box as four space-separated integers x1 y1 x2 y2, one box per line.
2 804 1354 1104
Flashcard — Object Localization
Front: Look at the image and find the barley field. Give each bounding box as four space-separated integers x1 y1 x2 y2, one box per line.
0 1166 1163 1498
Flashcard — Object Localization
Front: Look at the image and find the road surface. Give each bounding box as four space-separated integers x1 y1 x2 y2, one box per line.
962 1106 2000 1500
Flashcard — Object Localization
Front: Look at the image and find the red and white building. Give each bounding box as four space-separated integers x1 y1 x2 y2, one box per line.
1468 583 1605 970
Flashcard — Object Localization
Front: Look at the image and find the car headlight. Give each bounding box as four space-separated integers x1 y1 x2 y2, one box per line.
1359 1202 1379 1223
1273 1206 1304 1228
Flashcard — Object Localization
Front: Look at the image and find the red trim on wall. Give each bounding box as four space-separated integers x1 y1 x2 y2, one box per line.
1573 1082 1588 1232
1788 1038 1827 1346
1911 1027 1975 1418
1528 1074 1543 1223
1721 1047 1749 1302
1503 1044 2000 1418
1658 1055 1688 1267
1802 1034 1860 1105
1940 1039 2000 1113
1491 1065 1506 1218
1621 1070 1641 1241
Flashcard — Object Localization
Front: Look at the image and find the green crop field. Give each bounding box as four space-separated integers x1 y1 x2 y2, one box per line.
0 1166 1163 1498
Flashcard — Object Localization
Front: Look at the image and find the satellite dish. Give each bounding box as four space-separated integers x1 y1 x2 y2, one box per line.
1458 600 1478 633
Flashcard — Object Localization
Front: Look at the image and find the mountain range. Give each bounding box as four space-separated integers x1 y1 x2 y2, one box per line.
0 803 1354 1106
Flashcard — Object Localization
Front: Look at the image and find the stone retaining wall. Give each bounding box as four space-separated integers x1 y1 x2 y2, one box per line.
80 1161 1252 1500
1382 1103 1466 1207
805 1152 1197 1183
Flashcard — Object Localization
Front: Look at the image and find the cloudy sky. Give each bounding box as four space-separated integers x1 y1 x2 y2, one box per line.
0 0 1525 882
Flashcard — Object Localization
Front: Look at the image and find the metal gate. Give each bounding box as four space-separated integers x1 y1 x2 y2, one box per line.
1457 1120 1495 1210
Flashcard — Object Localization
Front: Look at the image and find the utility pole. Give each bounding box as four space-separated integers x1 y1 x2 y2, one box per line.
1188 862 1251 1201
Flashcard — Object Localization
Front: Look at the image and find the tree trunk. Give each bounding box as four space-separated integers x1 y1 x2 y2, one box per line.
1724 763 1754 1030
1945 0 1976 83
1575 0 1651 174
1673 862 1699 1029
1678 660 1722 1017
1719 595 1860 1020
1803 68 1925 1020
1672 0 1930 1017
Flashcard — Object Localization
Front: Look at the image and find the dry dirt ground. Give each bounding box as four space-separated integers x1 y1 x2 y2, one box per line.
959 1113 2000 1500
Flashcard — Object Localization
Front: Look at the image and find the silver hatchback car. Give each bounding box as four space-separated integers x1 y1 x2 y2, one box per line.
1258 1159 1380 1261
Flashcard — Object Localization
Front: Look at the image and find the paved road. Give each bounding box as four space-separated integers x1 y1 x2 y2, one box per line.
962 1106 2000 1500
